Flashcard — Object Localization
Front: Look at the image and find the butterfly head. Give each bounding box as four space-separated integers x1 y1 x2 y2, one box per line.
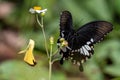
58 38 68 48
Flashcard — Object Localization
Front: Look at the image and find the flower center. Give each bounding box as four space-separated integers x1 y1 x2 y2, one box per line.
33 6 42 10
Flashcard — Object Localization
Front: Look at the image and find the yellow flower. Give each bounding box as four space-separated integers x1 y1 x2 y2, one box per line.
18 39 36 66
29 6 47 14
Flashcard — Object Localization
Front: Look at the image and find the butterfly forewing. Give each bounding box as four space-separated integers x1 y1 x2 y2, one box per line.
76 21 113 44
57 11 113 71
59 11 74 39
57 11 74 64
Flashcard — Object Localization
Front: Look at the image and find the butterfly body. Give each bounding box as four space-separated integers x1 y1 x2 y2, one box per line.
57 11 113 71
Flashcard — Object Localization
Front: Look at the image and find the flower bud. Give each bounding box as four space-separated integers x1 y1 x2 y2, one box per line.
50 36 54 45
41 12 45 16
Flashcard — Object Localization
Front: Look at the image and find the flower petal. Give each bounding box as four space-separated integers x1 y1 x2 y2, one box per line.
41 9 47 12
29 8 35 14
35 10 42 13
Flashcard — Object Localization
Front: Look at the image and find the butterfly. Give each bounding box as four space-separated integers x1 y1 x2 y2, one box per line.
57 11 113 71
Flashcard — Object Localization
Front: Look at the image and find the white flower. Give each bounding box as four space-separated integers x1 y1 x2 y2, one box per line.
29 6 47 14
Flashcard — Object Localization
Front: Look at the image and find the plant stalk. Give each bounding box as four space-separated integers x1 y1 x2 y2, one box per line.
49 42 53 80
36 15 49 58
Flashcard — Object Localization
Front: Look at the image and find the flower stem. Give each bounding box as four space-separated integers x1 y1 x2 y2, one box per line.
49 58 52 80
41 24 49 57
36 14 54 80
36 15 49 58
49 42 53 80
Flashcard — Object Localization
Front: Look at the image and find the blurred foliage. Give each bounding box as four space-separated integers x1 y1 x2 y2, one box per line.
0 0 120 80
0 60 66 80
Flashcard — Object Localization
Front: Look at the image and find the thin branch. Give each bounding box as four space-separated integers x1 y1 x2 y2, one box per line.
36 15 49 58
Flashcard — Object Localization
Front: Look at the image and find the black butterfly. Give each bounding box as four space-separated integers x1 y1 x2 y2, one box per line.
57 11 113 71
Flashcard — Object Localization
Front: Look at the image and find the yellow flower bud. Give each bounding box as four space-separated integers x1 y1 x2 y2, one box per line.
41 12 45 16
50 36 54 45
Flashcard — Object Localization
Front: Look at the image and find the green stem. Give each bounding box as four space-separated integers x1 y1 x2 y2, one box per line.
49 43 53 80
36 15 42 27
49 58 52 80
36 14 53 80
52 49 61 63
36 15 49 58
41 25 49 57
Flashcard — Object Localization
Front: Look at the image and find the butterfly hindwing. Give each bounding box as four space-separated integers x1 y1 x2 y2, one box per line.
57 11 113 71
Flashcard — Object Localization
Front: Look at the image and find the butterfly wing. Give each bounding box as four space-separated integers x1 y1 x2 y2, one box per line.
67 21 113 71
76 21 113 44
69 21 113 53
57 11 74 64
59 10 74 38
